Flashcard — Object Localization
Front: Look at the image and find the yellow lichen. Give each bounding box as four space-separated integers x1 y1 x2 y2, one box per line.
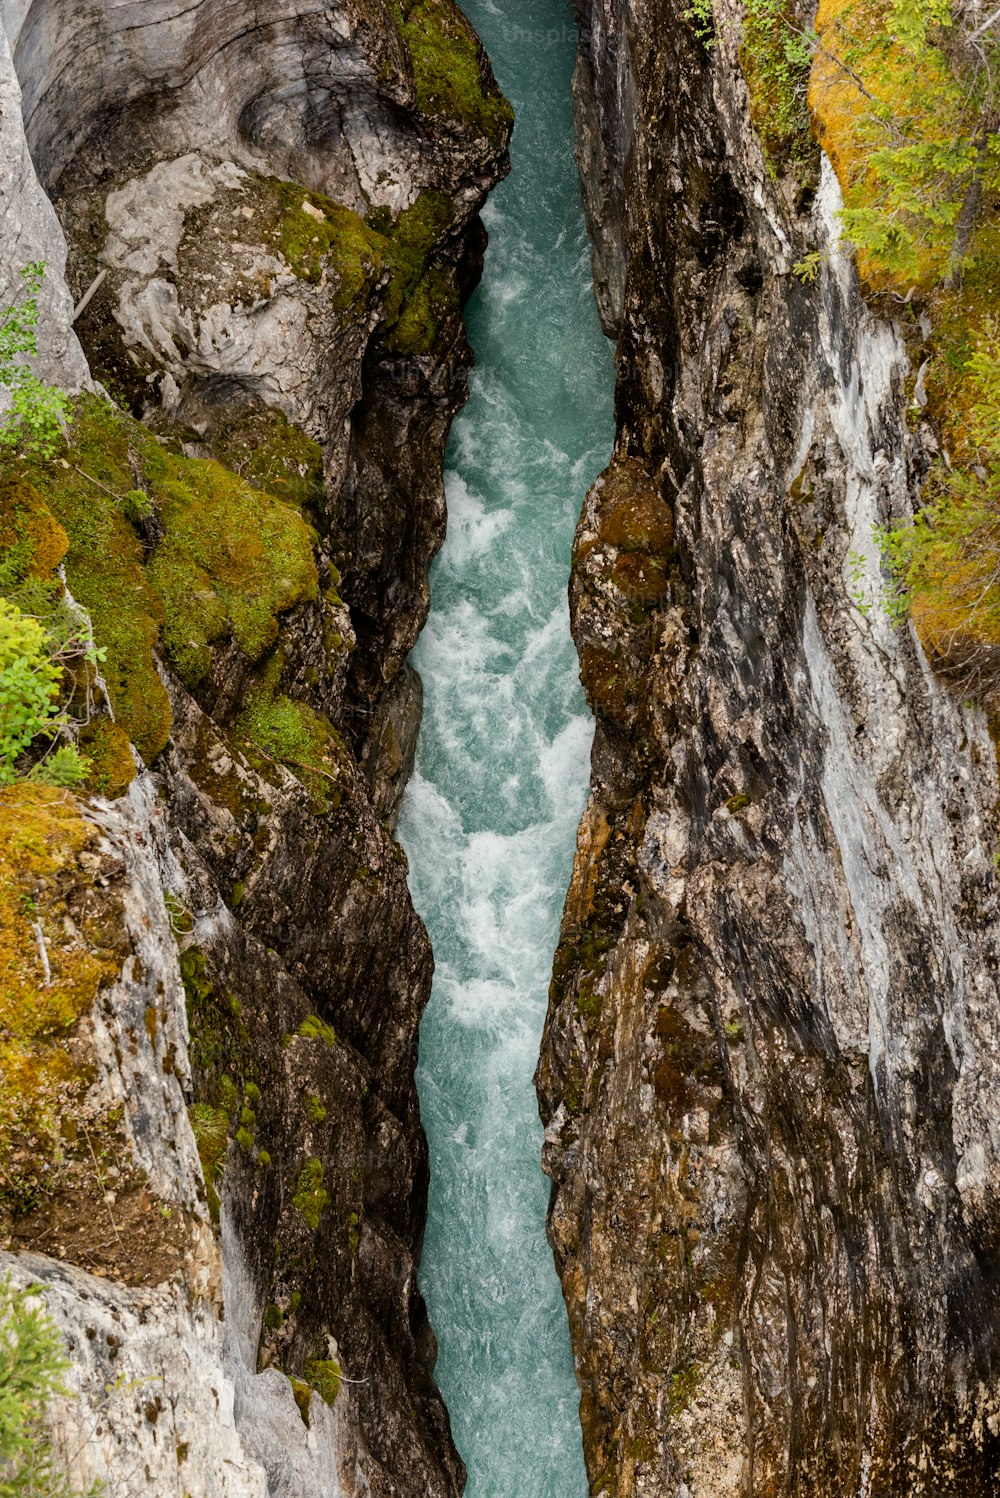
0 786 121 1212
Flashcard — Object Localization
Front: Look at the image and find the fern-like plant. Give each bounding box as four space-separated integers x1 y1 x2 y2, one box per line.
0 1275 93 1497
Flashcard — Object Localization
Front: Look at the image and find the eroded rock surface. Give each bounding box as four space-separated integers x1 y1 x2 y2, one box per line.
0 0 510 1493
540 2 1000 1493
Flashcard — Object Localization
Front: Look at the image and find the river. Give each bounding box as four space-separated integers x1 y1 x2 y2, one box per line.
395 0 615 1490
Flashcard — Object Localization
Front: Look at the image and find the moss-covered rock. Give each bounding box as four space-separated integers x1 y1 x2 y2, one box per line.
78 718 136 801
0 786 122 1215
292 1157 330 1229
303 1356 341 1408
1 396 319 764
205 405 325 514
386 0 513 143
0 479 68 580
268 180 388 303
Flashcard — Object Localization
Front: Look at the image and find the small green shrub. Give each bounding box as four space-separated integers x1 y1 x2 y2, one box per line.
814 0 1000 291
0 599 60 781
121 489 154 525
739 0 816 169
27 744 90 788
684 0 715 45
0 264 70 461
0 599 91 787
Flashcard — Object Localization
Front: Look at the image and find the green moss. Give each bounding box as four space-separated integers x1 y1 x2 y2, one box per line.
206 406 324 513
386 0 513 143
0 479 68 581
146 452 318 688
290 1378 313 1426
189 1102 229 1219
1 396 318 764
303 1356 341 1407
385 266 459 356
0 787 122 1213
380 191 454 307
263 1303 284 1331
272 182 387 302
576 989 603 1021
78 718 136 801
726 793 751 814
292 1157 330 1229
667 1361 702 1417
180 947 212 1011
238 687 329 770
181 945 257 1219
297 1014 336 1047
253 176 463 355
347 1211 361 1256
364 190 462 355
304 1093 327 1125
234 649 340 803
9 403 168 764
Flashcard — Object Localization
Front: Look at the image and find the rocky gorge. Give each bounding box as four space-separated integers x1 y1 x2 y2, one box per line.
0 0 510 1493
538 0 1000 1493
4 0 1000 1494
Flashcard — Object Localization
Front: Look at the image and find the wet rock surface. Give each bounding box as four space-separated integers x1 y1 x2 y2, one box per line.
541 2 1000 1494
0 0 509 1492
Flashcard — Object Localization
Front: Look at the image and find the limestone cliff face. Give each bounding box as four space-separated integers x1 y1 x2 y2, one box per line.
0 1 509 1493
540 2 1000 1493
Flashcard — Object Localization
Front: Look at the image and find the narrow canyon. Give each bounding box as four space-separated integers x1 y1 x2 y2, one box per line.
2 1 1000 1496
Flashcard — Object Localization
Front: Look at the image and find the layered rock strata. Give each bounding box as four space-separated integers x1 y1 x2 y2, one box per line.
539 2 1000 1493
0 1 510 1493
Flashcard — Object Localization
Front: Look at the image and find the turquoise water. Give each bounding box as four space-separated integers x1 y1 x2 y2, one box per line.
395 0 615 1492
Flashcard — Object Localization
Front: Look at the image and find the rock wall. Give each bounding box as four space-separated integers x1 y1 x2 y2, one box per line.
0 1 510 1493
540 1 1000 1493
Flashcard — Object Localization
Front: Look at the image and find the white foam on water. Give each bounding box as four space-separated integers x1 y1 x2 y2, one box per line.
396 0 615 1491
444 471 515 563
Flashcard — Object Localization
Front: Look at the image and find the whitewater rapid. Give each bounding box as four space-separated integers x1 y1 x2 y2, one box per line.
395 0 615 1490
